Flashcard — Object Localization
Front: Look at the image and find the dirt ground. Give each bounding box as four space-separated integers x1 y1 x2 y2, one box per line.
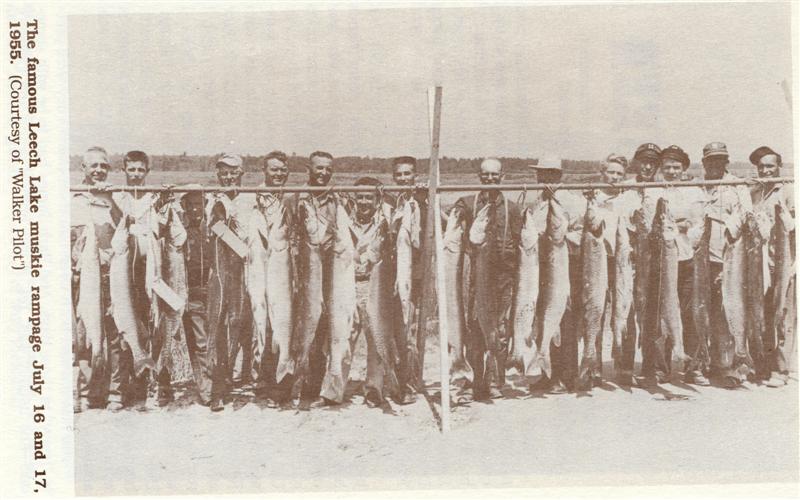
74 331 799 496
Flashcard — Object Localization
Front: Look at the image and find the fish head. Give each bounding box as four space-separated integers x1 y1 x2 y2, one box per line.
654 198 678 239
546 197 568 242
583 200 605 238
333 202 356 254
472 203 491 234
443 206 465 251
110 215 131 254
301 200 324 245
519 208 539 250
775 202 791 232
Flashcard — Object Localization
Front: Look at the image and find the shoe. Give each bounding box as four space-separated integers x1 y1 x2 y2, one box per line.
302 397 333 411
530 377 552 392
264 398 279 409
685 370 710 386
591 374 603 388
488 387 504 400
394 391 416 406
364 391 384 409
156 389 173 408
548 381 568 395
616 371 636 387
720 376 742 389
106 401 124 412
74 397 89 413
210 398 224 412
765 374 788 388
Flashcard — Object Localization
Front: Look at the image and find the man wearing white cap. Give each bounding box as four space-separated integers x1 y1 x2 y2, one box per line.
71 146 123 411
527 156 584 394
204 152 257 411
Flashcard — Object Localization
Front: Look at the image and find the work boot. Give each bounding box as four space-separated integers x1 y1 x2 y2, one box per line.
302 396 334 411
529 377 552 393
209 397 224 412
765 373 788 388
488 386 504 400
156 387 173 408
616 370 637 387
364 390 384 409
106 400 124 412
549 381 568 395
394 390 416 406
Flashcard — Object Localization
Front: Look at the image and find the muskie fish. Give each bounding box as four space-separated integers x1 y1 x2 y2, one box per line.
611 214 634 365
508 208 541 378
743 212 766 374
110 218 156 375
246 204 269 371
470 203 500 351
365 218 401 397
769 203 793 368
292 198 327 396
644 198 686 377
155 206 192 382
442 206 471 380
689 217 712 371
631 204 653 350
320 203 359 403
534 197 570 378
76 223 106 371
395 199 420 387
578 196 607 383
265 204 294 384
721 209 752 376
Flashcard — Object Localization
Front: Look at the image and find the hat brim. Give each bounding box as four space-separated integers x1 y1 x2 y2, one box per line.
703 153 729 160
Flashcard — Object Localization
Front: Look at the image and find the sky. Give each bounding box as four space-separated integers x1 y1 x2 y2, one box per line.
68 3 795 162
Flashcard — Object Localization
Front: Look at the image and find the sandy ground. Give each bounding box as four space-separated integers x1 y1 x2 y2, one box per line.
75 332 799 496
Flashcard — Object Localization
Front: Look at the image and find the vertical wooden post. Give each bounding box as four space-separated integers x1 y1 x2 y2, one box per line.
417 87 443 427
433 192 451 432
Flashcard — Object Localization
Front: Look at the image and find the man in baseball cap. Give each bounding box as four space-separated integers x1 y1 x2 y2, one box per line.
215 152 244 187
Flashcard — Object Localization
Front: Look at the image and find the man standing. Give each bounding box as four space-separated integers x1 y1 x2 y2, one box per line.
748 146 795 387
71 147 122 411
628 143 661 183
205 153 255 410
643 146 707 385
455 158 522 400
387 156 427 405
252 150 296 407
526 157 584 394
292 151 347 409
700 142 753 387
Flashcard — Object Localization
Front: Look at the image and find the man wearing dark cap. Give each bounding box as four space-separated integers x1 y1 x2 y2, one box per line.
748 146 795 387
699 142 753 387
629 143 661 183
641 145 707 384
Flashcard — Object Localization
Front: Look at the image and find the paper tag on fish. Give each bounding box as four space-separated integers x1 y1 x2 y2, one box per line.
210 220 249 258
151 278 186 312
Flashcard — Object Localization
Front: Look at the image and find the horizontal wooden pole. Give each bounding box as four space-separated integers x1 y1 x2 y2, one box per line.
68 177 794 194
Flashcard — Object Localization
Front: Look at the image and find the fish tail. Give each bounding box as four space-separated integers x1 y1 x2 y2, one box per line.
450 357 472 382
133 355 156 377
536 350 553 379
275 356 295 385
553 329 562 348
320 371 345 404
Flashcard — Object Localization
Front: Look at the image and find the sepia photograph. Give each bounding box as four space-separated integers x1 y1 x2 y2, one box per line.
45 0 800 495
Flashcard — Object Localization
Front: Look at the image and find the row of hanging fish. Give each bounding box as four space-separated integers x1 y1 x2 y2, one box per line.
442 193 795 384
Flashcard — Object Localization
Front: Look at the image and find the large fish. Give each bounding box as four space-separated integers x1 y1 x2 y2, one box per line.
365 218 401 397
470 203 500 351
75 223 105 372
721 209 752 377
264 203 294 384
246 205 269 371
508 208 541 378
631 204 653 349
395 199 420 387
769 203 793 369
644 198 686 377
320 203 359 403
611 213 634 365
534 197 570 378
291 198 327 396
154 206 192 382
578 196 607 383
689 216 712 371
110 218 156 376
442 206 471 380
743 212 766 374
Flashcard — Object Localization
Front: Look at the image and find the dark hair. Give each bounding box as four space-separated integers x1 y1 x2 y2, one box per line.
264 150 288 165
123 150 149 169
392 156 417 169
309 150 333 162
354 176 382 187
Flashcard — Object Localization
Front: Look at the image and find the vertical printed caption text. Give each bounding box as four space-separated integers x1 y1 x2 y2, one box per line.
8 18 46 494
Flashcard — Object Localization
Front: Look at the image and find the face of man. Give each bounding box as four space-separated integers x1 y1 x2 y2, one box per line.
355 192 378 221
308 155 333 187
182 195 204 225
81 151 111 185
536 169 562 184
602 161 626 184
123 160 148 186
661 159 683 182
757 154 780 179
702 157 728 180
478 159 504 185
393 163 416 186
216 165 243 187
264 158 289 186
637 159 658 181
